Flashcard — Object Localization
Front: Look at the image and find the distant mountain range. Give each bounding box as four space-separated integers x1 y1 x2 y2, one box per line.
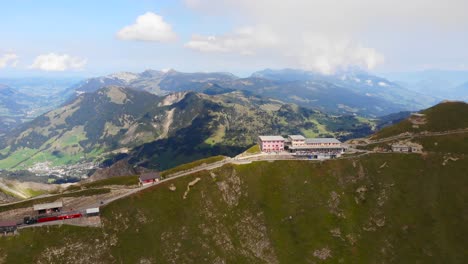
0 84 36 134
0 84 32 114
70 69 237 95
71 68 438 117
0 86 374 172
382 70 468 101
0 78 80 135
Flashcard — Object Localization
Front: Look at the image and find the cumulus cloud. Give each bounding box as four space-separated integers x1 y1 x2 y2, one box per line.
185 26 278 55
29 53 87 71
0 53 19 69
116 12 177 42
185 26 384 74
185 0 468 73
295 36 384 74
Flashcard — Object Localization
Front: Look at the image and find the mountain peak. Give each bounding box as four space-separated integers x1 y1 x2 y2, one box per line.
372 101 468 139
107 72 139 83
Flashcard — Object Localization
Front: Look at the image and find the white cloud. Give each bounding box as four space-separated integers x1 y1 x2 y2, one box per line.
296 35 384 74
116 12 177 42
185 26 278 55
29 53 87 71
185 26 384 74
378 81 389 87
185 0 468 73
0 53 19 69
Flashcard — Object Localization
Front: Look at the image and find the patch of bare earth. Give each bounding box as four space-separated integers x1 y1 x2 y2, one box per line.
235 213 279 263
158 92 187 107
183 177 201 199
328 191 345 218
216 170 242 207
313 247 332 260
37 236 112 264
159 108 175 139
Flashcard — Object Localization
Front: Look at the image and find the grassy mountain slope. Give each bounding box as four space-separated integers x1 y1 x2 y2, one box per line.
0 148 466 263
373 101 468 139
0 86 374 172
0 86 164 170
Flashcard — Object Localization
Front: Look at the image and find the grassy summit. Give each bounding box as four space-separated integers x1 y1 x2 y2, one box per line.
1 149 466 263
373 101 468 139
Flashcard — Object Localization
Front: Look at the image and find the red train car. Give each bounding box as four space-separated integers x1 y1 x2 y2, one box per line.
36 212 82 223
58 213 82 220
37 216 59 223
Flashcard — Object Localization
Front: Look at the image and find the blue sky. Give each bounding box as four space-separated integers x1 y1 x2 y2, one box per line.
1 0 467 77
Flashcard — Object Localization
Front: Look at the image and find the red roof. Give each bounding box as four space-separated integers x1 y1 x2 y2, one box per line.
0 220 17 227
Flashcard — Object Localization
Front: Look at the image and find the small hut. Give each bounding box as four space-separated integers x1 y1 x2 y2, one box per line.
139 172 161 185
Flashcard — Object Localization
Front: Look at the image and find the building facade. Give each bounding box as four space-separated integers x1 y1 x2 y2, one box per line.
288 135 306 147
392 144 410 152
139 172 161 185
258 135 345 158
258 136 285 152
391 143 423 153
288 138 345 159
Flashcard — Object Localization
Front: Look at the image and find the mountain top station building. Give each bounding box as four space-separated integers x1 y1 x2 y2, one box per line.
257 136 285 152
258 135 345 159
288 135 306 147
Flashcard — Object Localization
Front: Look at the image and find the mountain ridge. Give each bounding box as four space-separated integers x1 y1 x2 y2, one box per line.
71 68 437 117
0 86 375 174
